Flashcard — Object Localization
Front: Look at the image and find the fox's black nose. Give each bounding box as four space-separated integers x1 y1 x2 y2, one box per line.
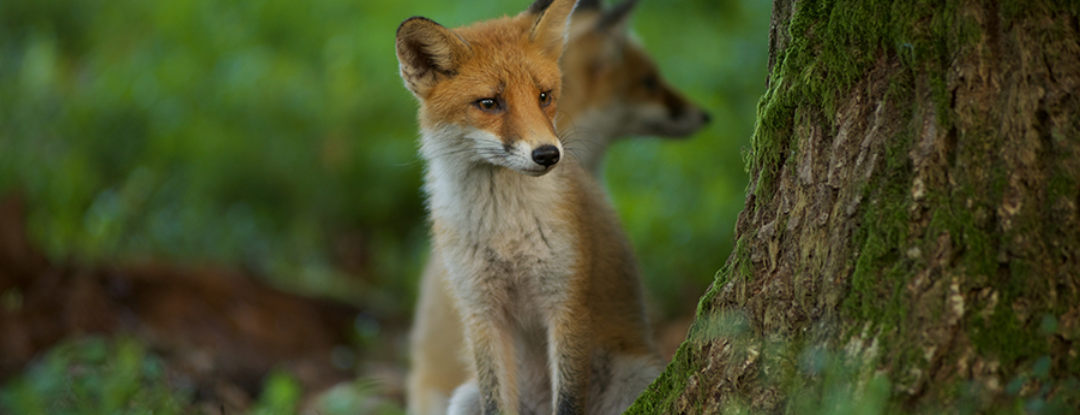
532 145 560 167
702 111 712 124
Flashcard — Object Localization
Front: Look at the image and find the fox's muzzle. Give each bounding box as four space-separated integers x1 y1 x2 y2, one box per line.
531 145 560 167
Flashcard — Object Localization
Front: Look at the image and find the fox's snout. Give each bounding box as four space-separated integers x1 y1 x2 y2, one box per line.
531 145 560 167
658 93 711 138
664 88 711 128
496 134 564 176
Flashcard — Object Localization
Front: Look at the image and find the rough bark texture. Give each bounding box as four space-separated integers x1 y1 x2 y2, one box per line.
628 0 1080 413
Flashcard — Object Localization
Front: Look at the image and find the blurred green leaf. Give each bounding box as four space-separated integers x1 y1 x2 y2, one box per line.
249 370 302 415
0 0 767 320
0 336 187 415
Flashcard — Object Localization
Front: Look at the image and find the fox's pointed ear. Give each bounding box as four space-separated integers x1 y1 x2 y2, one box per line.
396 17 471 97
595 0 639 32
524 0 579 60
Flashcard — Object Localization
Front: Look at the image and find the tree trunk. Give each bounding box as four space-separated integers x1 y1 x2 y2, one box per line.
628 1 1080 413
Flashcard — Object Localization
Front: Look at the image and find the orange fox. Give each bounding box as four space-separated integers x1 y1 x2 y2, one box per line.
404 1 709 414
558 0 710 173
396 0 668 414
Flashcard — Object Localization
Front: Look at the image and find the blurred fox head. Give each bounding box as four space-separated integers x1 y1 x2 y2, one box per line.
396 0 578 177
560 0 710 142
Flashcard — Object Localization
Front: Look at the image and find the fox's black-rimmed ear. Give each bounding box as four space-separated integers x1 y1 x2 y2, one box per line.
524 0 579 61
595 0 639 32
396 16 472 97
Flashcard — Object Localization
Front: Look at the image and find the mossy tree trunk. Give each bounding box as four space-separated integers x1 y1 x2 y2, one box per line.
628 1 1080 413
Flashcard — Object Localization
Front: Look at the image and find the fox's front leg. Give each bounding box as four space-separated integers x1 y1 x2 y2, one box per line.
461 310 519 415
548 306 591 415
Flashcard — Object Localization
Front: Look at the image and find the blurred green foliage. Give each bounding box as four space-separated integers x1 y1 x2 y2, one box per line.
0 337 386 414
0 336 187 414
0 0 771 411
0 0 768 317
308 380 408 415
248 370 303 415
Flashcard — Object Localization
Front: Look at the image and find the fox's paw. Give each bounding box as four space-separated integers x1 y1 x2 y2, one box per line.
446 381 482 415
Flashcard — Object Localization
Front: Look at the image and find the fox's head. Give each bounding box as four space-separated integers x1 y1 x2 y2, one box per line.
560 0 710 142
396 0 578 177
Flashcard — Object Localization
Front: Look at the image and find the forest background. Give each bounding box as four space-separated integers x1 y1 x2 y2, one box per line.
0 0 769 412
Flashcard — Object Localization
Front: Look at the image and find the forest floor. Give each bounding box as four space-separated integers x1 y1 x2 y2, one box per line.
0 191 692 413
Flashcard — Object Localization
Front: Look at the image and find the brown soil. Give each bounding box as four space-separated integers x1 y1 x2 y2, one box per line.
0 192 384 411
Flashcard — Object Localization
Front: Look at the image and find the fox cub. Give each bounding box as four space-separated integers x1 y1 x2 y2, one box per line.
558 0 710 173
405 1 710 414
396 0 662 414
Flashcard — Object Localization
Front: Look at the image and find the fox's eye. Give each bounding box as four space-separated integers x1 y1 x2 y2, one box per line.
539 91 552 107
476 98 500 112
642 75 659 91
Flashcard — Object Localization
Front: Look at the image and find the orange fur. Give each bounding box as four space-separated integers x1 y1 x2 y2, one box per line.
398 1 661 414
405 2 709 415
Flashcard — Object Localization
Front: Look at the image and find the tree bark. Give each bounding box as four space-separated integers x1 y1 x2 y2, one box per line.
628 0 1080 413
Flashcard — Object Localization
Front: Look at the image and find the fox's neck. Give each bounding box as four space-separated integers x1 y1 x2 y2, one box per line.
420 128 568 244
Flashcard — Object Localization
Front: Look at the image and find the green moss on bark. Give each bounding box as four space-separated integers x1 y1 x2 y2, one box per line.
628 342 697 415
747 0 962 205
630 0 1080 413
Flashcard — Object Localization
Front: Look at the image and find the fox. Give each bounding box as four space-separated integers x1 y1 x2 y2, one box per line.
404 1 710 414
557 0 710 173
395 0 678 414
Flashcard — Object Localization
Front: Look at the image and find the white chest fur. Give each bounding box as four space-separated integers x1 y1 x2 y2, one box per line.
421 127 580 315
